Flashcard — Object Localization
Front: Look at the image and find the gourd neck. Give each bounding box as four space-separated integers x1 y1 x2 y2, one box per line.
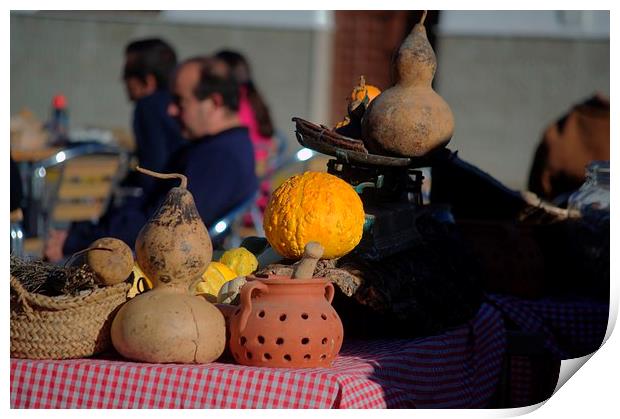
153 282 191 294
394 23 436 88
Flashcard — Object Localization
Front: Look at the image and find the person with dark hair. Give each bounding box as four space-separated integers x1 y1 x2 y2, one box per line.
214 50 276 219
43 38 186 262
44 56 258 261
122 38 185 196
528 94 610 206
164 56 258 225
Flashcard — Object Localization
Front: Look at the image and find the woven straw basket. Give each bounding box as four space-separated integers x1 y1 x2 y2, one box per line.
10 276 130 359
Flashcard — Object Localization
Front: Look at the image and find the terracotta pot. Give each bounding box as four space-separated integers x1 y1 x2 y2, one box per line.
229 275 344 368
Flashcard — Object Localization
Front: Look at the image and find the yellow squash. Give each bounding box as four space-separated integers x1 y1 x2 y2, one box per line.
195 261 238 302
219 247 258 276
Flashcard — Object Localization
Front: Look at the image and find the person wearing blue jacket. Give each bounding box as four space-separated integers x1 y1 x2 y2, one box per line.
44 56 258 261
122 38 186 197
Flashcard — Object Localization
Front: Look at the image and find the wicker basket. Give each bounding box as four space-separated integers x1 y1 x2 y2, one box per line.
10 276 130 359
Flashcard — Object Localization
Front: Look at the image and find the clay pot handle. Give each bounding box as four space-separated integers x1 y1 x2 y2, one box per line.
292 241 324 279
324 282 335 304
238 280 269 333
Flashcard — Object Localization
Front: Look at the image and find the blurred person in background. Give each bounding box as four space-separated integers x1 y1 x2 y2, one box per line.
528 93 610 206
45 38 185 262
44 56 257 261
122 38 186 197
214 50 276 220
164 55 258 226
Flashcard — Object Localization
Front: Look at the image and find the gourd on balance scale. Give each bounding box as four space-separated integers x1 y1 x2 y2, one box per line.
362 10 455 157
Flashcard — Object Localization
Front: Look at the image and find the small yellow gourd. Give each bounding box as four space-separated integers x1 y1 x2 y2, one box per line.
127 263 152 299
195 261 238 302
219 247 258 277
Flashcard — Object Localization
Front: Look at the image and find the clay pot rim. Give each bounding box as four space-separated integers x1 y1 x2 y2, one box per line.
247 274 328 284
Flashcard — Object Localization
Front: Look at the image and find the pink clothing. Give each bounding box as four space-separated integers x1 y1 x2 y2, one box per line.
238 85 275 225
238 86 273 162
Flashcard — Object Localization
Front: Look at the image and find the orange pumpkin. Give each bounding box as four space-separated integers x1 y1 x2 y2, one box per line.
350 75 381 104
263 172 365 259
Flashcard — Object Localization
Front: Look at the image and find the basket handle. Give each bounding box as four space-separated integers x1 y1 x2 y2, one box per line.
10 276 35 319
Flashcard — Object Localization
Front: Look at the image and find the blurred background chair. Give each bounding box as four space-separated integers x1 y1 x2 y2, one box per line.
209 191 262 249
10 209 25 257
24 143 129 257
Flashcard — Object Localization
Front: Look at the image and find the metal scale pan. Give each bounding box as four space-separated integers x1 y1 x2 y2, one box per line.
292 117 450 169
292 117 411 167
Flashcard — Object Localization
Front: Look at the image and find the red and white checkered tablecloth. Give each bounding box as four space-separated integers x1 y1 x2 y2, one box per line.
10 303 505 409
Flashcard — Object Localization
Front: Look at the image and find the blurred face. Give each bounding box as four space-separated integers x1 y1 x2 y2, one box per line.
124 76 150 102
123 53 156 102
168 62 217 139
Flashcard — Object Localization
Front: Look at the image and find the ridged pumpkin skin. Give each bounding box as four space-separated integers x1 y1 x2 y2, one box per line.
263 172 365 259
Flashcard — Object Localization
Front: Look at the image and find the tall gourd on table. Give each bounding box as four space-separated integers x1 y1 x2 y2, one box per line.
362 11 455 157
111 168 225 363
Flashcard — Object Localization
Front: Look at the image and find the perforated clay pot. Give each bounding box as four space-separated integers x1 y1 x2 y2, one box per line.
229 274 344 368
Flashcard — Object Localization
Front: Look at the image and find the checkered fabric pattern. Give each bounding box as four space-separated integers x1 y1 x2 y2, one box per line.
11 303 505 409
508 356 536 407
504 354 562 408
486 293 609 359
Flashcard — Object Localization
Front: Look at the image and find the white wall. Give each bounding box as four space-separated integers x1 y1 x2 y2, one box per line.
10 11 334 157
435 11 609 190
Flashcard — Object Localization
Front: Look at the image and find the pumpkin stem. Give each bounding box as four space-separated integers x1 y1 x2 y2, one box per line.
136 166 188 189
360 75 366 90
64 246 113 268
420 10 427 25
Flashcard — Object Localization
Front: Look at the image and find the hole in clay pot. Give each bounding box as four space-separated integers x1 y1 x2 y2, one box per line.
279 314 287 321
240 336 247 346
258 310 265 318
321 313 327 320
235 309 241 316
257 335 265 344
264 353 272 360
322 338 328 345
246 352 253 359
284 354 292 362
301 337 310 345
304 354 311 360
276 337 284 345
320 354 326 360
301 313 309 319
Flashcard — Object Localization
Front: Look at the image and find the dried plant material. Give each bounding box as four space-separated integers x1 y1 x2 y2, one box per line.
10 256 99 297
